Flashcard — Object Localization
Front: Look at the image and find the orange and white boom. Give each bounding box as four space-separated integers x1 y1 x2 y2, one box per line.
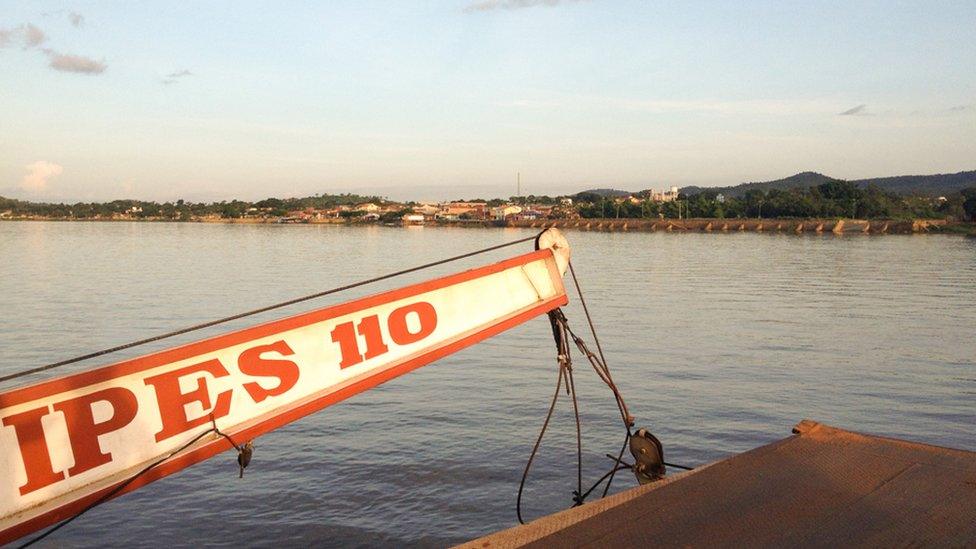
0 229 571 545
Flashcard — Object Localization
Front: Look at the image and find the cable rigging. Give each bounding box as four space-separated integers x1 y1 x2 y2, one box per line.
4 228 695 544
516 258 693 523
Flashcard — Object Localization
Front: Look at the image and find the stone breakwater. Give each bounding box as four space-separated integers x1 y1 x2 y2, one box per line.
508 218 949 234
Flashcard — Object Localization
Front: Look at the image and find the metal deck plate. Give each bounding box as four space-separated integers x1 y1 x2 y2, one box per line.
463 420 976 548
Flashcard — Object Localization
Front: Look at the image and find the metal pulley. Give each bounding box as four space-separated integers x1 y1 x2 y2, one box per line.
629 428 666 484
237 441 253 479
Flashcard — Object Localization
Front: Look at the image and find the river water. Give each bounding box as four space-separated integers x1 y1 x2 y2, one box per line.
1 222 974 547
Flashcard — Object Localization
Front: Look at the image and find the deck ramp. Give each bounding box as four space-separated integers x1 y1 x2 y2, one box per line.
463 420 976 548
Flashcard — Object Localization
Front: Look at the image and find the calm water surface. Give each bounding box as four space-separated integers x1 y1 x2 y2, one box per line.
1 222 974 547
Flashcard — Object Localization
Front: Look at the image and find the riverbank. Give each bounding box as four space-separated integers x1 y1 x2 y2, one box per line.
0 216 347 224
2 216 974 235
931 222 976 236
510 217 976 235
2 220 975 545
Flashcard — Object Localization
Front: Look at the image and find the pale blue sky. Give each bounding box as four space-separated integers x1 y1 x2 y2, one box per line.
2 1 974 202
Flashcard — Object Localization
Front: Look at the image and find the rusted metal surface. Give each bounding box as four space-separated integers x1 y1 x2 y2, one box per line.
462 420 976 548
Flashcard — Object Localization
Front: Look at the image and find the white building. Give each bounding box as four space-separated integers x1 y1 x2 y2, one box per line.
648 186 680 202
490 205 522 220
354 203 381 213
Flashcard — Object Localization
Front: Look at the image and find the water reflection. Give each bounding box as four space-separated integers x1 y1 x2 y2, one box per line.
1 222 974 547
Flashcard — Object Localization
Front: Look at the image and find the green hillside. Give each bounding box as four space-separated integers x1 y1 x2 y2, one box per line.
680 171 976 197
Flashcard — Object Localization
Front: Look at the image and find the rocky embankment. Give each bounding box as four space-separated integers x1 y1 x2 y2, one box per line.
508 218 955 234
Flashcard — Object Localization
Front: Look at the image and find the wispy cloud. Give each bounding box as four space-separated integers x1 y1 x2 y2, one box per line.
20 161 64 192
41 10 84 28
0 24 47 49
161 69 193 85
24 24 46 47
44 50 107 74
465 0 586 13
839 104 868 116
2 22 106 75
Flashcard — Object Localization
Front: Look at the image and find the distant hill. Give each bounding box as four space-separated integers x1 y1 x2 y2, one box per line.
680 170 976 198
851 171 976 195
679 172 839 197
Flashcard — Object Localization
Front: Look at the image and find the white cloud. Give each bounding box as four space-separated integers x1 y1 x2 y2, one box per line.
1 21 106 75
24 24 46 47
20 161 64 192
0 24 47 49
45 50 107 74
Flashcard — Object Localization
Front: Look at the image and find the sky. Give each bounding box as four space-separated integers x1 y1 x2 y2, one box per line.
1 1 974 202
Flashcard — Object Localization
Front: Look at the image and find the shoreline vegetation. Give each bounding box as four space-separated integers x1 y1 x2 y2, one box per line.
2 172 975 236
2 215 974 236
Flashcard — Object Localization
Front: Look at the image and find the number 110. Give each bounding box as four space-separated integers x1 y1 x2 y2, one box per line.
330 301 438 369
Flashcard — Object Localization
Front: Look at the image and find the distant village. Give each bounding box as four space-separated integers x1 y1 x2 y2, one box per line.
0 187 683 223
273 187 681 224
3 177 970 223
190 186 684 225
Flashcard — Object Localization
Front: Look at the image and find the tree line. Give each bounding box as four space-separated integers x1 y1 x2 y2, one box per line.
0 193 387 220
2 182 975 221
576 182 976 221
